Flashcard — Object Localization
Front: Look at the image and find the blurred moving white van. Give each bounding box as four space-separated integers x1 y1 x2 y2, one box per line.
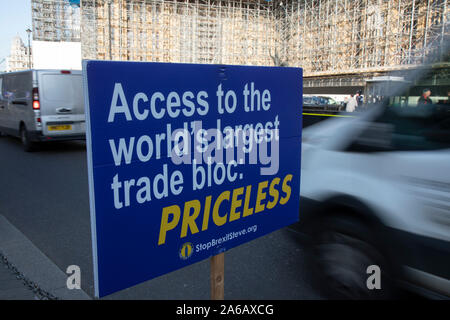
298 62 450 299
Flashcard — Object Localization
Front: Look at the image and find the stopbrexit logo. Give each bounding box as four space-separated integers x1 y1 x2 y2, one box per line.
179 242 193 260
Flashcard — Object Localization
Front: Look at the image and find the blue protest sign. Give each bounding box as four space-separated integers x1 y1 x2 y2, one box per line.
83 60 302 298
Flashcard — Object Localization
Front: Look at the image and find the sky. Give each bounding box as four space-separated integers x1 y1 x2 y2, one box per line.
0 0 32 70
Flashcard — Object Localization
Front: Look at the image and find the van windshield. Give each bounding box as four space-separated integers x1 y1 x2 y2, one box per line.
41 74 83 104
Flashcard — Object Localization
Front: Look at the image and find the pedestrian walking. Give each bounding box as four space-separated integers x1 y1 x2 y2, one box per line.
346 94 357 112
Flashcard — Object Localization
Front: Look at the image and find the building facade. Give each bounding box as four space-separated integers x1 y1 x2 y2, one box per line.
6 35 31 72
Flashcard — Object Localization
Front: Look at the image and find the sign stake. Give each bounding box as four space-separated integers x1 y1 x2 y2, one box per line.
210 253 224 300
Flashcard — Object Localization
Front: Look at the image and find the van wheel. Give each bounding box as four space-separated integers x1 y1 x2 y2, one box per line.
20 125 35 152
311 215 396 299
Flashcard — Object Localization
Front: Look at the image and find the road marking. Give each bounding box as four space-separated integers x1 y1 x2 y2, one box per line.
302 113 355 118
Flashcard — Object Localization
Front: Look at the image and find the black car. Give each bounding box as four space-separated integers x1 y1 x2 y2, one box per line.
303 96 343 112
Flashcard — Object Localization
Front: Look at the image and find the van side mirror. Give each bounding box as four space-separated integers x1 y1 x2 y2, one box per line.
347 122 394 152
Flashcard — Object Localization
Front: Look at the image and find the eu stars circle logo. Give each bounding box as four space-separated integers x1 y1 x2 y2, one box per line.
179 242 193 260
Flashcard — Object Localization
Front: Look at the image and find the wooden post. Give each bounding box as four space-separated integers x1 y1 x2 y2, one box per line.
210 253 224 300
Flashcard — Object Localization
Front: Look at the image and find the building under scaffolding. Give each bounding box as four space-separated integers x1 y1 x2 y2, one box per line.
31 0 449 77
32 0 81 42
80 0 277 66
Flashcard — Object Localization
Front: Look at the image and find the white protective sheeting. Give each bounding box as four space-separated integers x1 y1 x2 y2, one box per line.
32 41 81 70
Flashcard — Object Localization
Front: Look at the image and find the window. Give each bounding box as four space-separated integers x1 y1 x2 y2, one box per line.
375 102 450 151
2 73 30 100
41 74 83 105
351 65 450 152
374 67 450 151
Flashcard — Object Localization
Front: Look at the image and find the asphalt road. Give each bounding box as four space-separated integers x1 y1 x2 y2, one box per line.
0 135 322 299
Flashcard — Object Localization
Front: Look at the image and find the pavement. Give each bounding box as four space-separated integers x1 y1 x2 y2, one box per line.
0 256 38 300
0 214 90 300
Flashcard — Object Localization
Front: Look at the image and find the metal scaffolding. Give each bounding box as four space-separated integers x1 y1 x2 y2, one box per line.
81 0 277 66
31 0 450 76
282 0 449 76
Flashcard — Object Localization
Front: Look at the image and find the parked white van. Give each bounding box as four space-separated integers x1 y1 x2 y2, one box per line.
0 69 85 151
